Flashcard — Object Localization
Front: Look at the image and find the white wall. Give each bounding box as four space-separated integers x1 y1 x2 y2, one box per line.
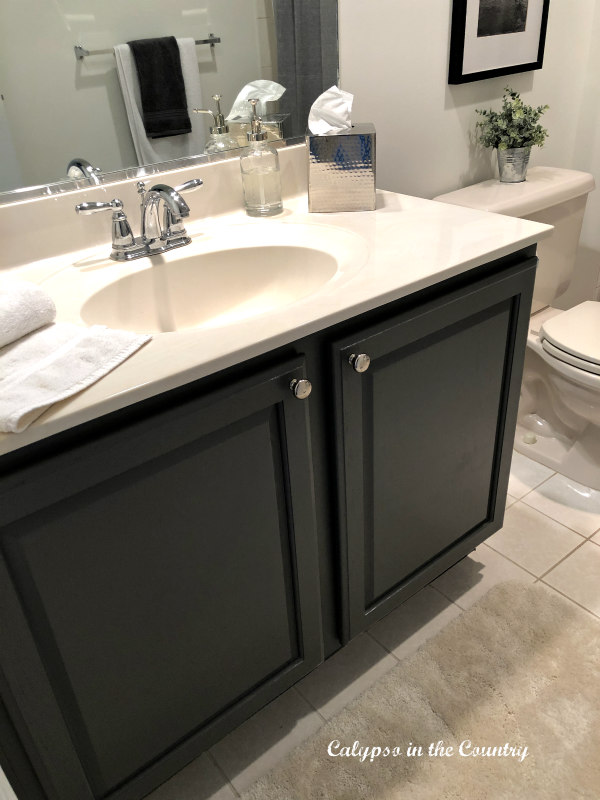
569 0 600 299
0 0 265 189
339 0 600 301
0 767 17 800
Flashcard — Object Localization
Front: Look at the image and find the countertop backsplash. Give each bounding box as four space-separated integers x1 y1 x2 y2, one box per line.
0 142 308 270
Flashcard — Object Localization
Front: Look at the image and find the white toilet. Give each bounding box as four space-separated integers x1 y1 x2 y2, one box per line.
435 167 600 489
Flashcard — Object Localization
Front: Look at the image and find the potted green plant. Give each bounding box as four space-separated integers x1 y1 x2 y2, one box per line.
476 87 549 183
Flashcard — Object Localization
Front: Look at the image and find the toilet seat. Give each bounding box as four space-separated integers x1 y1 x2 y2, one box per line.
540 301 600 375
541 338 600 376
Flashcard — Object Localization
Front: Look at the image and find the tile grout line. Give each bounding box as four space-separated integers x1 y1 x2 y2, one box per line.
429 583 459 607
427 537 591 613
209 687 329 798
510 457 600 538
536 537 591 582
517 494 599 539
509 468 556 503
537 579 600 621
209 460 596 800
291 684 328 723
481 541 546 580
429 583 466 614
205 750 241 798
364 629 401 661
482 538 585 582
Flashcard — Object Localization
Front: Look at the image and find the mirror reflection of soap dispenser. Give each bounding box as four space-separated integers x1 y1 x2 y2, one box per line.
194 94 239 155
240 98 282 217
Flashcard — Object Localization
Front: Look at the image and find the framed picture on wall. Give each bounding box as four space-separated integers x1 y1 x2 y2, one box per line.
448 0 550 84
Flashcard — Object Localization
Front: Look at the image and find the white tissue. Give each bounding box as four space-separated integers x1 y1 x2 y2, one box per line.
227 80 286 119
308 86 353 135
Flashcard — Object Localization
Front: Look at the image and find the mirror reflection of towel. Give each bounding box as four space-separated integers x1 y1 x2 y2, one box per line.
128 36 191 138
114 38 206 166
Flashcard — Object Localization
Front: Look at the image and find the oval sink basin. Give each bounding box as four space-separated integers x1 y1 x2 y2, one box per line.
78 222 368 333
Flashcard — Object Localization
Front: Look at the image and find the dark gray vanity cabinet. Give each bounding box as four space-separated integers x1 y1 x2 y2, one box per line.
0 249 537 800
333 263 534 639
0 358 322 800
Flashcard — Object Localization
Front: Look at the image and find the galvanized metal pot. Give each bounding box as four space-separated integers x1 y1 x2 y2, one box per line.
497 146 531 183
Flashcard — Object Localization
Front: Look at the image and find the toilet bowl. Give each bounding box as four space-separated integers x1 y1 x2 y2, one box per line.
517 304 600 488
434 167 600 488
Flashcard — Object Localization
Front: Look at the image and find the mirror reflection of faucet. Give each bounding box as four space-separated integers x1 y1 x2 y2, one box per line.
74 178 203 261
67 157 102 185
194 94 240 155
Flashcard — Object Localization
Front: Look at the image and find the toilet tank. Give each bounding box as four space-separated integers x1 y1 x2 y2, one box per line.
434 167 595 313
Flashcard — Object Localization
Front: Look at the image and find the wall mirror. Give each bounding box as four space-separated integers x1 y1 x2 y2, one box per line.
0 0 337 204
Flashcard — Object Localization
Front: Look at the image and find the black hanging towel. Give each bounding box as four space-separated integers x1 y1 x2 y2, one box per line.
127 36 192 138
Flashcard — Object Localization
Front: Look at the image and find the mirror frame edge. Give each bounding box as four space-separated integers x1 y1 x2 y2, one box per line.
0 137 305 208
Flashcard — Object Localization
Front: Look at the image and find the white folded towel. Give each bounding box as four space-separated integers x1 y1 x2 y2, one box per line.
0 279 56 348
0 281 150 433
0 322 150 433
114 38 206 166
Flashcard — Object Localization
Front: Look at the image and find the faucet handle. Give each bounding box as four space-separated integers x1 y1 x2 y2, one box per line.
160 180 203 242
75 198 137 261
75 198 123 215
174 178 203 193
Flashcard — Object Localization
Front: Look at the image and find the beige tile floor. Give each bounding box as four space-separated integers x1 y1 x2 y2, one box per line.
147 450 600 800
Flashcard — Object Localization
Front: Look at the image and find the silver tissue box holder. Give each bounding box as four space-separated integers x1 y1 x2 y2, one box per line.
307 123 376 213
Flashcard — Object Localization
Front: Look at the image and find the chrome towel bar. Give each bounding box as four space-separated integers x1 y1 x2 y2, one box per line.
74 34 221 61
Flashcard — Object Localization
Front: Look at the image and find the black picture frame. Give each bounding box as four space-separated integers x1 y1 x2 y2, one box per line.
448 0 550 84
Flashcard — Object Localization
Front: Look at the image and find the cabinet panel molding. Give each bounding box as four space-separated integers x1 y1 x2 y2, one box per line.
0 251 536 799
0 358 322 799
334 261 536 639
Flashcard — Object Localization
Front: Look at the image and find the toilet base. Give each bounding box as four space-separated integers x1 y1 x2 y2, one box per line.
514 421 600 490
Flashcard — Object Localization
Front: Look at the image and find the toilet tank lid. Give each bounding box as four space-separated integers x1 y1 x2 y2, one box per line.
433 167 595 217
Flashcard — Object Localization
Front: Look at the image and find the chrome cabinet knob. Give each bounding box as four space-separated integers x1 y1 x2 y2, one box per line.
349 353 371 373
290 378 312 399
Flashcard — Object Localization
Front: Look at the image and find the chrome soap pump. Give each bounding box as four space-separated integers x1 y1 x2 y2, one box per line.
194 94 239 155
240 98 282 217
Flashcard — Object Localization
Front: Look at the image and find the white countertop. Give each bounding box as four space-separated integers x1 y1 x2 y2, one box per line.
0 189 551 456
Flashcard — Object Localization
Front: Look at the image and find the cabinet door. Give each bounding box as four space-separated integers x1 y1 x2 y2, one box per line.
0 358 321 800
334 263 535 640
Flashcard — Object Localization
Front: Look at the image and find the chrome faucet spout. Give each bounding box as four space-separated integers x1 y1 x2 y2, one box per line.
76 178 202 262
148 184 191 218
67 157 102 185
141 184 192 246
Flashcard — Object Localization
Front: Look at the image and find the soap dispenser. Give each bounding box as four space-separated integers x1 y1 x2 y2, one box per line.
240 98 282 217
194 94 239 155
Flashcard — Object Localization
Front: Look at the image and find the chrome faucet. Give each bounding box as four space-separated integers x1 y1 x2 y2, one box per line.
67 157 102 185
140 183 191 251
75 178 203 261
